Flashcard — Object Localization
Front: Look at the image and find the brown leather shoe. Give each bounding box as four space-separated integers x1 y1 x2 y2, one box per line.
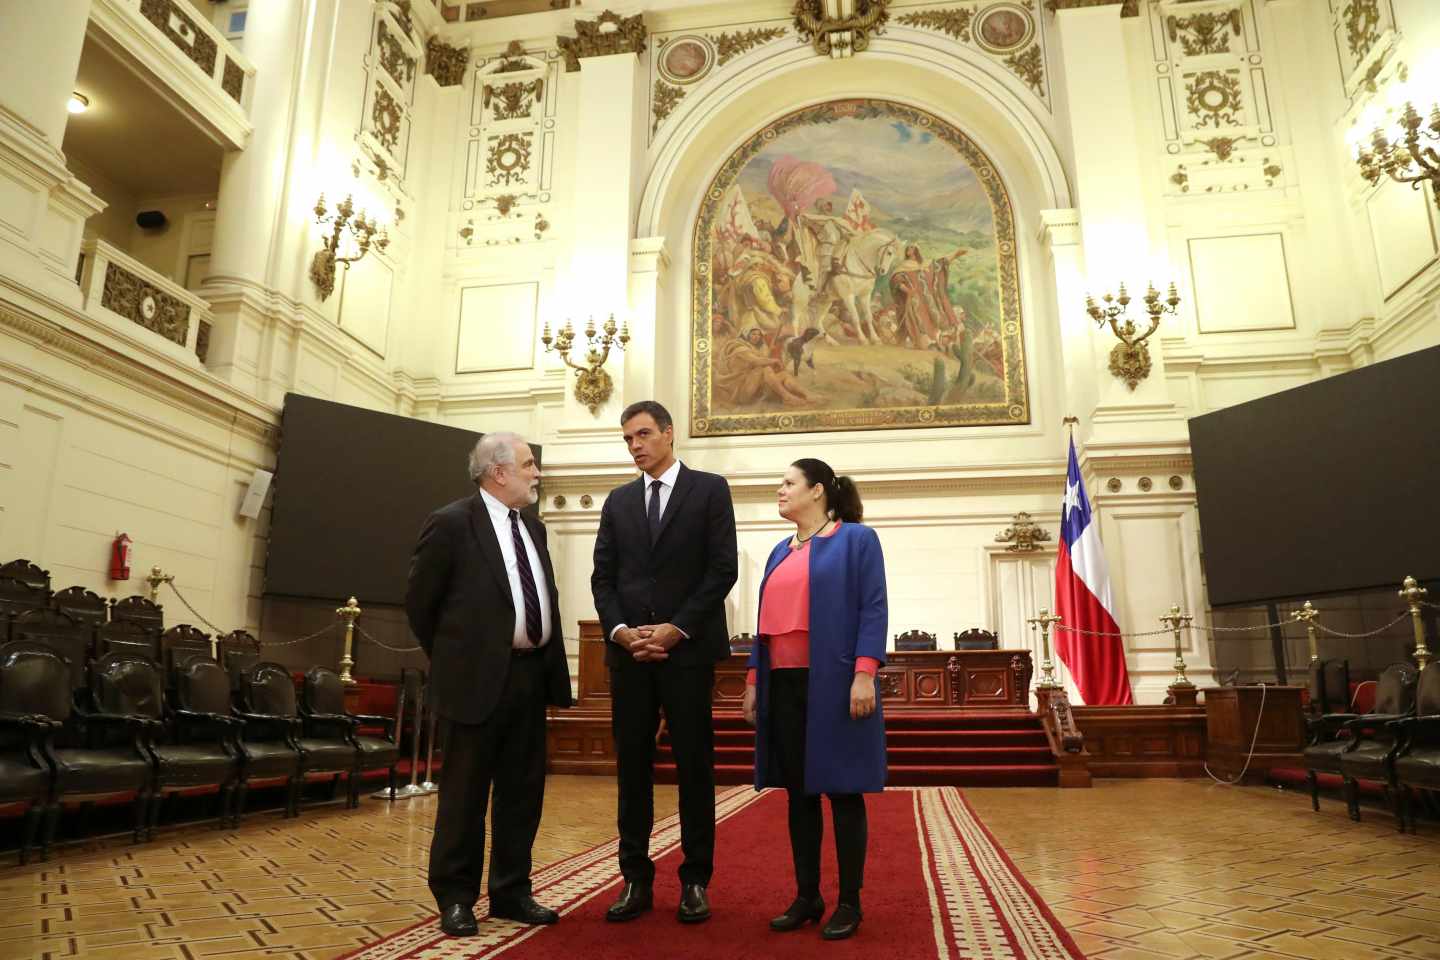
605 882 653 922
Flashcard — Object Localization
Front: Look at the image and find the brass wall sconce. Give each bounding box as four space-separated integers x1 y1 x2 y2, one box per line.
1354 98 1440 212
1085 282 1180 391
541 314 629 415
310 193 389 301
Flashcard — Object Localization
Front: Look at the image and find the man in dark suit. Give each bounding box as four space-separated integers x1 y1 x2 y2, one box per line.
406 432 573 938
591 400 738 924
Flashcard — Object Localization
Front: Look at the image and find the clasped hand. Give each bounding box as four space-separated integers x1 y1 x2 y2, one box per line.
618 623 682 662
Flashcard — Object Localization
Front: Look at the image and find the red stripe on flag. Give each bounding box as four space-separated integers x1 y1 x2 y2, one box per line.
1055 540 1133 705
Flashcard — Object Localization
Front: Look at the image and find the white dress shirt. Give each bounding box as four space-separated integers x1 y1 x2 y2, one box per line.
611 459 685 643
479 487 553 649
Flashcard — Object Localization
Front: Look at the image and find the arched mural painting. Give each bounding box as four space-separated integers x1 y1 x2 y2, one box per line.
690 98 1030 436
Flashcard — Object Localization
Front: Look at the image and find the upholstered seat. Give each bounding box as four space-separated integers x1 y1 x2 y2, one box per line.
1392 662 1440 831
0 712 56 863
1320 663 1418 823
303 666 399 806
242 662 351 816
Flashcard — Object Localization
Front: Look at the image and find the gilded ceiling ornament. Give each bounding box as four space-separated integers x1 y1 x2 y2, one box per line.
495 40 534 73
1185 70 1242 128
1263 160 1282 186
1343 0 1381 60
896 8 973 43
792 0 890 58
370 87 403 152
994 512 1052 552
377 20 417 87
711 27 786 66
485 79 543 120
1198 136 1242 161
652 80 684 133
426 37 470 86
101 263 190 346
388 0 416 39
557 10 648 72
486 132 533 186
1045 0 1139 16
1166 10 1241 57
1170 165 1189 192
1003 43 1044 93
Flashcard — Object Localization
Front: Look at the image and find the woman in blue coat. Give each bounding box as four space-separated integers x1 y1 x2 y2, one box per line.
741 458 887 940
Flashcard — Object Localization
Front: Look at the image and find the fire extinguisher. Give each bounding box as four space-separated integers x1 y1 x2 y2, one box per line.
110 533 133 581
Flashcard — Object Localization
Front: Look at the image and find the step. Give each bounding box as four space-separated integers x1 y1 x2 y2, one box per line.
707 728 1050 748
661 744 1055 767
655 763 1059 788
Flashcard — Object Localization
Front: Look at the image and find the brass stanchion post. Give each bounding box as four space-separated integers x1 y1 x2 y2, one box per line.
1161 604 1196 706
1400 576 1432 670
1029 608 1063 689
1292 601 1320 665
336 597 361 685
145 566 173 604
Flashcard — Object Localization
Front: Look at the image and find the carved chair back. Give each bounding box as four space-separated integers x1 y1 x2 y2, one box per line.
893 629 937 652
954 628 999 651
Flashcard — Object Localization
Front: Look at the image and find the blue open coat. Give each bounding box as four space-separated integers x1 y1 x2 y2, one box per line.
749 521 888 794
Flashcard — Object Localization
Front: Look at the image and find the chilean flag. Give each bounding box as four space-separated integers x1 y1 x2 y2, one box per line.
1054 438 1133 705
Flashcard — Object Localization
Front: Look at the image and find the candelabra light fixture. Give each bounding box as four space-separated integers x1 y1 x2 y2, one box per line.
310 193 389 301
1353 92 1440 213
1085 282 1181 391
541 314 630 415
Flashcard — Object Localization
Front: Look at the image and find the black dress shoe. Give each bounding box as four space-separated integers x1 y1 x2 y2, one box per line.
821 902 862 940
605 882 653 922
439 904 478 937
770 895 825 931
490 895 559 926
677 883 711 924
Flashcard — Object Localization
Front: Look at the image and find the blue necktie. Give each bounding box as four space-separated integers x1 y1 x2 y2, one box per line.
648 479 663 543
508 510 542 645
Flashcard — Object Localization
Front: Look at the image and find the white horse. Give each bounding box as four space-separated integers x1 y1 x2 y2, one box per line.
808 229 899 345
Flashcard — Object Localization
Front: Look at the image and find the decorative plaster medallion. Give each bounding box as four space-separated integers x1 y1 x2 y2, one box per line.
552 495 567 508
974 4 1034 54
140 296 158 321
1138 476 1153 492
1107 477 1121 492
1168 475 1184 490
580 494 593 508
658 36 714 84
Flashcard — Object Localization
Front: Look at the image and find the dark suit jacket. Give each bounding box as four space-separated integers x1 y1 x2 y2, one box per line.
405 493 572 725
591 463 738 669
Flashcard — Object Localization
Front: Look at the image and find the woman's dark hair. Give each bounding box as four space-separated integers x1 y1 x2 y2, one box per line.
791 458 863 523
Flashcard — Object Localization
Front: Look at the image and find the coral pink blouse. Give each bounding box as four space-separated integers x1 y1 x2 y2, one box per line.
746 521 880 685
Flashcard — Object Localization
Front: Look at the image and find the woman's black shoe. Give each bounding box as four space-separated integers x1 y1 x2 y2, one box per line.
821 902 862 940
769 895 825 931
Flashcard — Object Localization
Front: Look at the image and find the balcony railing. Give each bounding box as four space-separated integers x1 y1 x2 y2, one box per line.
89 0 256 149
78 239 213 367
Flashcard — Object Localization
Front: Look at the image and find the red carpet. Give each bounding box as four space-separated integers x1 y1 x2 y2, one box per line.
340 787 1084 960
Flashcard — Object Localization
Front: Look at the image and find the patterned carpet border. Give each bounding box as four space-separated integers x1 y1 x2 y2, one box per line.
340 786 1083 960
336 786 761 960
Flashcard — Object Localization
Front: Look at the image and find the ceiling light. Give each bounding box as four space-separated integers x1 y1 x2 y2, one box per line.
67 92 89 114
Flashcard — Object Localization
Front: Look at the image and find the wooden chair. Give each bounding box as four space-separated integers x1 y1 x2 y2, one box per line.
893 630 937 652
241 662 353 816
160 624 213 678
304 666 399 807
0 559 51 592
51 586 107 627
1305 662 1418 818
0 575 50 641
1393 661 1440 832
729 632 755 655
219 630 261 693
11 608 92 691
109 595 164 634
98 619 161 662
954 628 999 651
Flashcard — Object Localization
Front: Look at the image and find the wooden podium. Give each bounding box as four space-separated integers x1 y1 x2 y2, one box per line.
1202 685 1305 782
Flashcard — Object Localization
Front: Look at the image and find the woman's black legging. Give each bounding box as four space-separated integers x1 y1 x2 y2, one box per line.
767 667 867 905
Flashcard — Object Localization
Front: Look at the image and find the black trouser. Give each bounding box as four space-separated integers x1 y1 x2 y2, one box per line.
428 652 547 910
610 662 716 886
768 668 866 905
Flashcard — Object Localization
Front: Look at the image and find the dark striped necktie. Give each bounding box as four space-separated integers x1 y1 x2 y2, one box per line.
648 479 663 542
508 510 542 645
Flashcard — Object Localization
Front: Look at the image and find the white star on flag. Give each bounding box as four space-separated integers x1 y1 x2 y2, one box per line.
1062 480 1080 520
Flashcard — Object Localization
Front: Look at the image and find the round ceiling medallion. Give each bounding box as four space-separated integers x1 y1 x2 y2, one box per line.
657 36 713 85
974 4 1035 54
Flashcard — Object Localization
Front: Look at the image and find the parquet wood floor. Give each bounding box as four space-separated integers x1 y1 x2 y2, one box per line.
0 779 1431 960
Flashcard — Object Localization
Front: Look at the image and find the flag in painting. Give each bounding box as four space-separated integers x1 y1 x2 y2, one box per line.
1054 437 1133 705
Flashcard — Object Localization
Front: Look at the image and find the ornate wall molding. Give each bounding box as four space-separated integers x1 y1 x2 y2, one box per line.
713 27 786 65
378 19 417 87
557 10 648 72
100 262 190 346
426 37 470 86
139 0 218 73
652 80 684 133
360 5 419 182
792 0 891 58
1046 0 1139 16
1166 9 1240 56
895 4 1048 103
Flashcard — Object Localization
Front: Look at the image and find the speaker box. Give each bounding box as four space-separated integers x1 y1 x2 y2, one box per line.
136 210 167 230
238 468 274 519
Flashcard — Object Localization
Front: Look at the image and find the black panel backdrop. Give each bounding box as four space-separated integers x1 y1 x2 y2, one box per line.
265 394 540 606
1188 345 1440 607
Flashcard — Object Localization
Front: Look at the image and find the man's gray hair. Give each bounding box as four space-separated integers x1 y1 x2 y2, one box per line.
468 431 524 484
